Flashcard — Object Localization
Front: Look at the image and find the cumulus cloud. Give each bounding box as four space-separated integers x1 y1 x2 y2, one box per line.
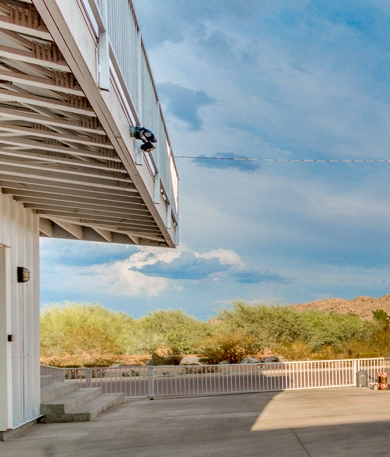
136 251 229 280
128 247 289 285
198 248 245 267
157 83 215 131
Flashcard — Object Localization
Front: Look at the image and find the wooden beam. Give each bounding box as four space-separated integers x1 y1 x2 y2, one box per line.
0 173 137 194
0 137 119 161
0 165 136 191
21 199 154 220
36 212 161 232
52 219 83 239
0 156 131 182
0 106 104 134
34 208 158 228
0 15 52 41
0 44 69 71
128 232 166 243
0 29 33 50
0 148 125 173
3 187 146 209
0 68 83 94
0 123 113 148
0 180 144 204
92 227 112 242
126 233 140 245
0 88 95 117
39 216 53 236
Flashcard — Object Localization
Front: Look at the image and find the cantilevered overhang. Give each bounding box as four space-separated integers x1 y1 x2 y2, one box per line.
0 0 178 247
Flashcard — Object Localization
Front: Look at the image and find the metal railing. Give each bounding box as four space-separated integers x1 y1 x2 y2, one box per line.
40 358 390 399
90 0 179 224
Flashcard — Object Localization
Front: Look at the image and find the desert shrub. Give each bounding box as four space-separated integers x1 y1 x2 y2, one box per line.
372 309 389 322
147 351 183 366
215 301 373 354
40 302 135 364
297 311 371 351
197 331 263 364
216 300 304 350
134 309 210 354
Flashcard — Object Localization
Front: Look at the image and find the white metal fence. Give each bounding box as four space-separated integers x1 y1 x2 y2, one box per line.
41 358 390 399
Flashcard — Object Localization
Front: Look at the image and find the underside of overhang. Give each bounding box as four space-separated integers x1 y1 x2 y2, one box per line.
0 0 170 247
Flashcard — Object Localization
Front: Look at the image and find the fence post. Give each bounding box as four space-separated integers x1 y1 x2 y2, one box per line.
148 367 155 398
86 368 91 387
353 360 357 386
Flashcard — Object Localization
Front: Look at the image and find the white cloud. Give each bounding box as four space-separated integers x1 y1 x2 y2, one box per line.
198 248 245 267
126 246 182 270
89 261 167 297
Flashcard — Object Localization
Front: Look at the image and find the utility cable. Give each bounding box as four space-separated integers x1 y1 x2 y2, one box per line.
175 156 390 163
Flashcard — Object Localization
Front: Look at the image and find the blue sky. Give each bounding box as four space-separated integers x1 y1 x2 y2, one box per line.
40 0 390 319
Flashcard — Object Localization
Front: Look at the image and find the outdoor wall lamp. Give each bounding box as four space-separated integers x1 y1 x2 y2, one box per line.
130 126 157 152
17 267 30 283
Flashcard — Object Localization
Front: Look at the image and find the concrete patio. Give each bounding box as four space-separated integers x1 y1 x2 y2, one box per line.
1 387 390 457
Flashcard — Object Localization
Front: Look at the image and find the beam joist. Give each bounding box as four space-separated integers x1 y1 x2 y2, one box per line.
0 181 145 205
34 208 158 228
0 149 126 173
0 173 137 195
0 156 131 182
0 123 113 148
0 15 52 41
21 199 154 219
0 106 104 133
51 219 83 239
0 167 136 191
0 69 84 96
0 137 119 161
37 213 161 231
0 44 69 71
0 88 95 116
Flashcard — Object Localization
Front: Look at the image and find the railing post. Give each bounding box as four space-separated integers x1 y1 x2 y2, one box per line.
97 0 109 90
154 172 160 203
135 145 143 166
86 368 92 388
353 359 357 386
148 366 154 398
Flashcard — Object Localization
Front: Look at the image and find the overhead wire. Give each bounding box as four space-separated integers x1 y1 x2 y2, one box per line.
175 156 390 163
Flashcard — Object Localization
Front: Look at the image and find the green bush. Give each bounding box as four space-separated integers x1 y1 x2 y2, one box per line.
40 300 390 367
197 331 263 364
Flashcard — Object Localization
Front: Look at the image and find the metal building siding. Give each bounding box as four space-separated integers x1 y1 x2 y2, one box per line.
0 192 40 429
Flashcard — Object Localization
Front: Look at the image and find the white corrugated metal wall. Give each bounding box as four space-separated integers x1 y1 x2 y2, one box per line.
0 191 40 431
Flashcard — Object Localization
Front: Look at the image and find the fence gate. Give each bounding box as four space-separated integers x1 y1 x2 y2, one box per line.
41 358 390 399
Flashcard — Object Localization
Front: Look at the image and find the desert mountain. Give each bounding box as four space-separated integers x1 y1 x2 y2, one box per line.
290 295 390 320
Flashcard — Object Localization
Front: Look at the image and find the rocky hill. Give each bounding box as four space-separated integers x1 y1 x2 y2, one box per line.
290 295 390 321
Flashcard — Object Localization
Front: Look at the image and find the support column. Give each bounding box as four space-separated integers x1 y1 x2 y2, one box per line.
0 245 13 432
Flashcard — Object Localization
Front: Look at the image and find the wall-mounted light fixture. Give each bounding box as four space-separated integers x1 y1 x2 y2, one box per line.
129 126 157 152
17 267 30 283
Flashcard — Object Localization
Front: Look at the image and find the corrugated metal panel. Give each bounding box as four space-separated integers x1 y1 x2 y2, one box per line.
0 191 40 430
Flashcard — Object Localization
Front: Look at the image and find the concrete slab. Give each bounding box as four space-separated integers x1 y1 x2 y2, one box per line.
1 387 390 456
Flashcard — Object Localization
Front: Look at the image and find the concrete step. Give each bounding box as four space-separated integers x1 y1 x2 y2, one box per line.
41 381 80 403
41 393 125 423
40 375 53 387
41 387 102 418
